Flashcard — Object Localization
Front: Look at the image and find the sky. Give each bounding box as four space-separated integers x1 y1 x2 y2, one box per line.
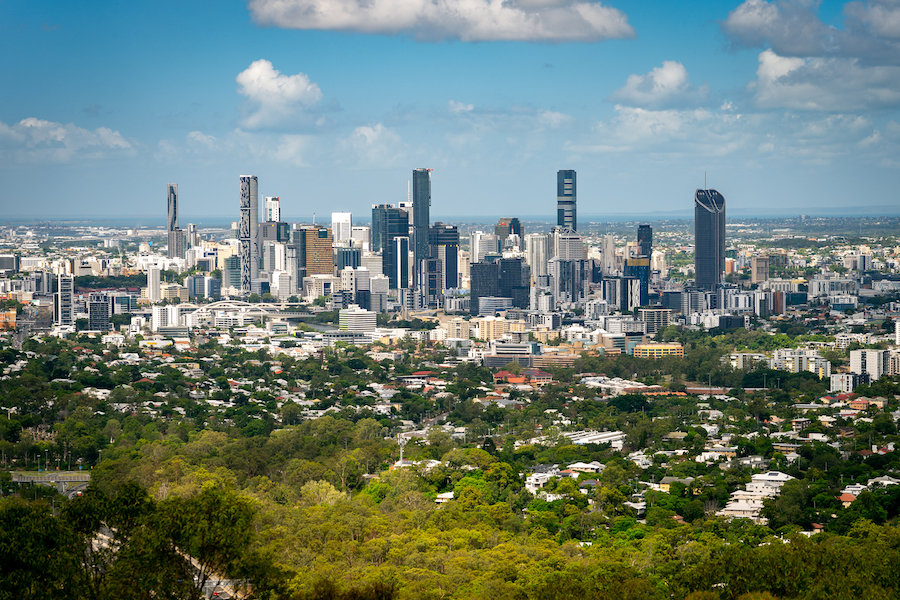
1 0 899 224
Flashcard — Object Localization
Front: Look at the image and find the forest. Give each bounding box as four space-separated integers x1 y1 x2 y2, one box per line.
2 323 900 599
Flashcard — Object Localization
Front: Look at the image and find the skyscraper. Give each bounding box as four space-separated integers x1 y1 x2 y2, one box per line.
264 196 281 222
470 231 499 263
239 175 259 294
294 226 334 279
166 183 178 232
601 234 616 277
498 257 531 309
552 228 584 260
331 212 352 244
390 236 410 290
372 205 410 289
412 168 431 285
56 274 74 327
147 266 161 303
525 233 550 279
694 189 726 290
557 170 576 231
371 204 391 252
166 183 184 259
429 223 459 290
637 224 652 257
624 257 651 307
495 217 523 241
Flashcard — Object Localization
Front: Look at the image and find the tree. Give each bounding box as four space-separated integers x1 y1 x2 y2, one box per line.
119 485 281 599
0 498 80 600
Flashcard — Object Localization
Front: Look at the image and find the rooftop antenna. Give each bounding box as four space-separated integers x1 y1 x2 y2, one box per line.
704 171 707 189
312 212 316 225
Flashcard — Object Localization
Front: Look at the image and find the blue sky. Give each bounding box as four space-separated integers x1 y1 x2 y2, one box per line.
1 0 899 223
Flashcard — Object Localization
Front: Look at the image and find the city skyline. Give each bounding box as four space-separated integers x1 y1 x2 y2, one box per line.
1 1 899 220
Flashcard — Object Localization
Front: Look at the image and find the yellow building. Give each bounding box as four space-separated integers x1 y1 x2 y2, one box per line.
633 342 684 358
473 316 508 341
446 317 471 339
298 226 333 276
160 284 189 303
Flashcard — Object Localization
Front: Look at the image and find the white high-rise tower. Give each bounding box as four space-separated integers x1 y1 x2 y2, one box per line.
331 212 352 244
525 233 550 278
264 196 281 222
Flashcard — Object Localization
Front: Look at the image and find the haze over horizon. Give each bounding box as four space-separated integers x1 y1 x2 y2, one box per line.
1 0 899 220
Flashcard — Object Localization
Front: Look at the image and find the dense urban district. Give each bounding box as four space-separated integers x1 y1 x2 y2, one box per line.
3 183 900 599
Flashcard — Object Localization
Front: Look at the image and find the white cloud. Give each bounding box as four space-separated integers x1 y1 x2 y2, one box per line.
345 123 403 166
274 134 315 166
750 49 900 110
859 130 882 146
236 59 323 128
248 0 636 42
538 110 573 127
187 131 217 148
564 105 744 155
609 61 708 108
0 117 133 163
845 0 900 41
155 128 320 167
564 101 894 170
722 0 900 64
449 100 474 114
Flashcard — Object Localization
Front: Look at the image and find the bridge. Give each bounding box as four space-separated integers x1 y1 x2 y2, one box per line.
12 471 91 495
174 300 316 321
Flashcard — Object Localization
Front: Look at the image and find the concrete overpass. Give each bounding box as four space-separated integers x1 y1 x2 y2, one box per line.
12 471 91 495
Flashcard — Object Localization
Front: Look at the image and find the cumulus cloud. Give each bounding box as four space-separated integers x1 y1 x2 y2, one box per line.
156 128 322 168
274 134 315 166
236 59 323 128
563 105 740 155
187 131 217 148
722 0 900 65
247 0 636 42
0 117 133 163
609 61 709 108
845 0 900 40
538 110 573 127
345 123 403 166
563 101 889 169
750 49 900 110
449 100 474 114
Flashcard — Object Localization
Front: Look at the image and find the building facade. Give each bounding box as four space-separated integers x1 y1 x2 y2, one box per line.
694 189 726 290
412 168 432 287
239 175 259 294
557 169 576 231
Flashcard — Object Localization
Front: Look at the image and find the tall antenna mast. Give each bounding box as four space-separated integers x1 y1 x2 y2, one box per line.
704 171 707 189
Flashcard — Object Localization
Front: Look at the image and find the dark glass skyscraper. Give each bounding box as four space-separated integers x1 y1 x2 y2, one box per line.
412 168 431 286
624 257 650 307
371 204 391 252
469 262 501 315
498 257 531 309
637 224 652 257
166 183 184 260
557 170 576 231
495 217 523 240
429 223 459 290
694 189 726 290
